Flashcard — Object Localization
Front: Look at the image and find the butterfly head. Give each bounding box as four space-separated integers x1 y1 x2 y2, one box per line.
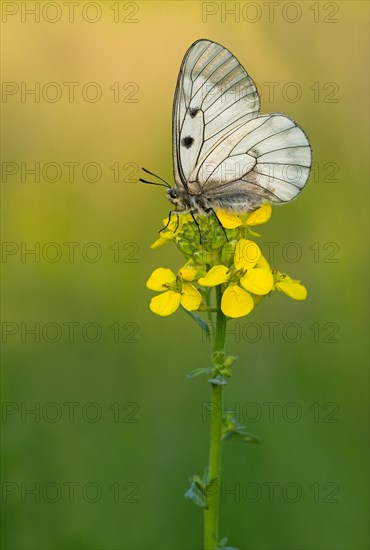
166 186 214 215
166 187 186 210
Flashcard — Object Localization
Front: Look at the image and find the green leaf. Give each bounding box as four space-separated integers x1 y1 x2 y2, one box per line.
187 367 213 379
184 475 208 509
182 307 211 337
209 374 228 386
222 412 260 444
217 537 239 550
247 228 261 238
222 430 261 444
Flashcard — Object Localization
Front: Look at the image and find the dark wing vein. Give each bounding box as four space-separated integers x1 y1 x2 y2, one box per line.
190 43 220 81
206 93 256 124
229 124 292 155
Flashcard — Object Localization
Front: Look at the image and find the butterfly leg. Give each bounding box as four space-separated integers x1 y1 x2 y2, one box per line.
190 210 203 244
205 207 229 242
160 210 172 231
173 212 180 233
159 210 180 234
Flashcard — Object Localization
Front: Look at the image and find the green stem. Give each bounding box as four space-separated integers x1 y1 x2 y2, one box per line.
204 286 226 550
205 287 215 337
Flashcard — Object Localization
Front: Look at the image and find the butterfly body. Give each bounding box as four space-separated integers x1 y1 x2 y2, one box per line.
166 187 212 215
169 39 311 216
166 185 263 215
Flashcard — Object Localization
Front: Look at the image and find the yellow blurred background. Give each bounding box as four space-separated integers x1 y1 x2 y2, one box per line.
2 1 369 549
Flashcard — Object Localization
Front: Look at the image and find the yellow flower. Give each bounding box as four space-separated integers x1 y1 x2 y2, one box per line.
274 272 307 300
221 285 254 317
240 267 274 295
147 205 308 320
217 203 272 230
178 259 201 282
198 265 230 286
146 267 176 291
149 290 181 316
234 238 262 270
150 214 192 249
146 267 202 316
181 283 202 310
198 239 274 318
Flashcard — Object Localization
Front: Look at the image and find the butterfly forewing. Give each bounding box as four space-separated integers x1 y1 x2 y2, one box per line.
173 39 260 191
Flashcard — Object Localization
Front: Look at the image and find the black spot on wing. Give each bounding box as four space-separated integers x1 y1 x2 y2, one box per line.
181 136 194 148
189 107 200 118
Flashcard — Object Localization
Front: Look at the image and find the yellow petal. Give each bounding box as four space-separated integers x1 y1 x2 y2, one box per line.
181 283 202 311
216 210 242 229
160 229 177 241
240 268 274 295
178 261 197 282
221 285 254 318
150 237 170 249
146 268 176 291
275 281 307 300
245 203 272 226
198 265 230 287
256 254 271 271
162 215 177 230
234 239 261 270
162 213 192 232
149 291 181 316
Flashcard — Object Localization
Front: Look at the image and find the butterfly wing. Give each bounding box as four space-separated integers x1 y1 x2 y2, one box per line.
196 113 311 211
173 39 311 212
173 39 260 191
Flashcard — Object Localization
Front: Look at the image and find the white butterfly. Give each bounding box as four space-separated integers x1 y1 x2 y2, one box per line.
165 39 311 216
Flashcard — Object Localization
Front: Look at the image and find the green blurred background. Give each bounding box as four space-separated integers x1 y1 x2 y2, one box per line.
1 1 369 549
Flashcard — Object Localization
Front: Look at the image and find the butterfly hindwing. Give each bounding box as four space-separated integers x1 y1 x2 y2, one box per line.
199 114 311 208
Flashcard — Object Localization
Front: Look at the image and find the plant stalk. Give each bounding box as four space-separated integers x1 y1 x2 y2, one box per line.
204 286 226 550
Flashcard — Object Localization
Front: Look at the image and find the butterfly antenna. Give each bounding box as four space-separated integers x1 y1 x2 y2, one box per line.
141 167 171 188
139 178 169 188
